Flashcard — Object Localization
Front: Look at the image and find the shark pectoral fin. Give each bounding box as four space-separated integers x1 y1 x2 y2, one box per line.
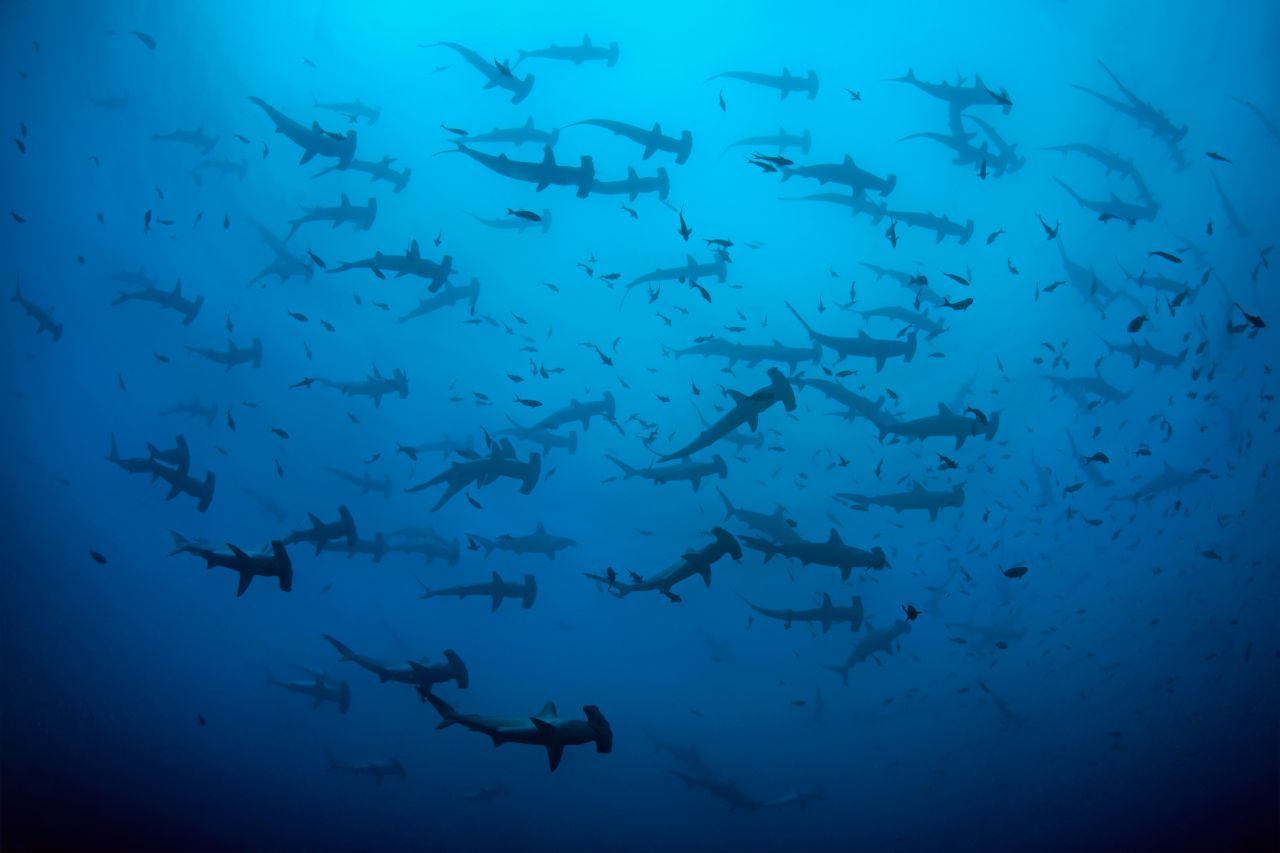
529 718 564 771
299 149 316 165
490 593 502 611
536 181 549 191
236 571 253 597
690 476 702 492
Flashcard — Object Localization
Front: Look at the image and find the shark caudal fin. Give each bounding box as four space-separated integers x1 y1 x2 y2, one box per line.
444 649 469 689
425 692 460 729
520 575 538 609
606 454 637 478
322 633 357 661
716 487 736 521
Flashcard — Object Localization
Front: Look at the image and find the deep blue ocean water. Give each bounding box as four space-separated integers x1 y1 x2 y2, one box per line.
2 2 1278 850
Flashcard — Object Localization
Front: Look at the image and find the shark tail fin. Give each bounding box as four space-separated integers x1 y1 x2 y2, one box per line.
715 486 735 521
444 649 469 689
322 633 356 661
425 692 459 728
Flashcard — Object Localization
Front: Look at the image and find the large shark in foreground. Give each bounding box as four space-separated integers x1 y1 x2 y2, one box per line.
428 42 535 104
171 537 292 596
658 368 795 461
405 438 541 511
247 96 356 167
423 693 612 772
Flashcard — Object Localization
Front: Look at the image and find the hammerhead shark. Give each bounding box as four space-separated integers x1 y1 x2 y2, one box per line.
1054 178 1158 225
858 305 947 341
625 254 727 293
658 367 795 461
668 770 763 811
587 166 670 201
742 529 888 581
584 527 742 598
787 302 917 371
876 206 975 244
466 117 560 147
468 209 551 233
607 453 728 492
529 391 617 432
838 483 964 521
313 155 412 193
283 506 358 555
160 398 217 426
793 377 892 430
1120 462 1209 502
469 522 577 561
671 337 820 370
716 487 801 544
386 527 461 566
405 438 541 511
569 118 693 164
172 538 291 596
1071 60 1187 163
822 620 914 684
327 754 405 784
448 142 594 197
517 35 619 67
111 280 203 325
891 68 1012 118
707 68 819 100
312 365 409 407
248 219 313 284
779 154 897 196
247 96 356 167
418 572 537 612
733 589 864 632
1043 371 1130 409
723 127 811 155
266 669 351 713
879 403 1000 448
186 338 262 370
151 125 218 153
428 42 535 104
496 421 578 455
329 239 453 291
398 278 479 323
13 281 63 341
285 193 377 241
423 693 612 772
312 96 381 124
860 262 946 305
1100 338 1187 371
322 634 468 691
319 467 392 499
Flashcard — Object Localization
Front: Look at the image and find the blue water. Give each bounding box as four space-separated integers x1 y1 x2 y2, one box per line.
2 2 1278 850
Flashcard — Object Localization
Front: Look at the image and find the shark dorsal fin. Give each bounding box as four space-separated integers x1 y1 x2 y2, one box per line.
491 571 502 584
541 146 556 166
524 116 534 128
582 34 592 47
628 166 637 181
938 402 953 416
308 512 323 528
842 154 854 166
408 240 420 259
685 254 697 267
727 389 749 406
228 543 250 560
822 592 832 608
827 528 842 544
536 701 557 717
535 522 545 533
340 192 350 206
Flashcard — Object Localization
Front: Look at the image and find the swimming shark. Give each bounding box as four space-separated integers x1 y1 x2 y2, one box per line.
322 634 468 691
529 391 617 432
496 420 579 455
313 155 412 193
569 118 692 164
785 191 890 224
787 302 917 372
716 488 801 545
584 527 742 597
1100 338 1187 371
418 572 537 611
1065 430 1114 489
838 483 964 521
466 117 560 147
469 523 577 561
643 730 716 776
963 114 1025 175
671 337 820 370
1043 371 1130 409
516 35 619 67
429 42 535 104
248 219 314 284
317 533 387 563
1054 178 1158 225
398 277 479 323
667 770 763 811
876 206 975 244
586 166 670 201
822 619 913 684
448 142 594 197
461 783 511 802
734 589 864 632
1056 239 1125 316
1044 142 1140 181
405 438 541 511
312 96 381 124
607 454 728 492
186 338 262 370
313 366 409 407
266 670 351 713
879 403 1000 448
111 279 203 325
12 281 63 341
723 127 811 155
658 368 795 461
285 193 377 241
1071 60 1187 165
387 527 461 566
707 68 819 100
246 96 356 167
172 538 292 596
1209 172 1250 236
976 678 1027 731
319 467 392 499
859 262 946 306
327 755 405 784
151 125 218 153
741 529 888 581
858 305 948 340
283 506 358 555
159 398 217 425
190 158 247 182
329 240 453 291
625 254 727 294
423 693 612 772
144 457 216 512
891 68 1012 117
1121 462 1209 502
146 435 191 477
779 154 897 196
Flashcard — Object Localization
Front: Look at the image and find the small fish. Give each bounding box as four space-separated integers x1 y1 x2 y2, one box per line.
1204 151 1232 164
270 427 289 439
89 551 107 564
131 31 157 50
287 310 308 323
986 228 1004 245
1084 452 1110 465
902 604 921 621
441 123 468 136
514 395 542 408
1127 315 1148 333
306 250 326 269
942 297 973 311
465 492 482 509
620 205 638 219
505 208 540 222
1000 565 1029 579
1148 250 1182 264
